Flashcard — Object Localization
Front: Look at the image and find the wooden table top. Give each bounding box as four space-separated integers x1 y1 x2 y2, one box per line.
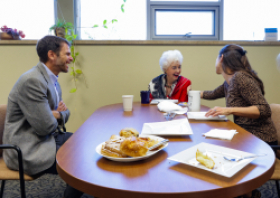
56 103 275 198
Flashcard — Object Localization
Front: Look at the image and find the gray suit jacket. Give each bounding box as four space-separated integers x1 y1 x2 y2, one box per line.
3 62 70 175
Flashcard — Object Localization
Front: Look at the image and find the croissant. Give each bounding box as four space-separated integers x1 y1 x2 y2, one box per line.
196 149 215 169
120 136 149 157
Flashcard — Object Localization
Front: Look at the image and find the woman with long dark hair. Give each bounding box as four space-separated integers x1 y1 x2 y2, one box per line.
201 45 277 197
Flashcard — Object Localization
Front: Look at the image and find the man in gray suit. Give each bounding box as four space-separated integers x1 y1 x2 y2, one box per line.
3 36 83 197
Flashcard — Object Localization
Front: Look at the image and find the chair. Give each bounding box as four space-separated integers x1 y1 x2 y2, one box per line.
269 103 280 198
0 104 35 198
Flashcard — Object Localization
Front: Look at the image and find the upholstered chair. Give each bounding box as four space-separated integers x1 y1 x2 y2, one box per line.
269 103 280 198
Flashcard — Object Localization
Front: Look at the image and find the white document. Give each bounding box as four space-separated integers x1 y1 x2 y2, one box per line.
150 99 178 105
141 119 193 136
187 112 228 121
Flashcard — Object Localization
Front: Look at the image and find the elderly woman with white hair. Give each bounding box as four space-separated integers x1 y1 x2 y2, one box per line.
149 50 191 102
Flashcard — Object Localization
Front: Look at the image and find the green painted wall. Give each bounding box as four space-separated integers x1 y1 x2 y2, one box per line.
0 44 280 132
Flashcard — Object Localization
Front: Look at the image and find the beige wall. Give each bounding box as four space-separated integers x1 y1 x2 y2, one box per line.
1 44 280 132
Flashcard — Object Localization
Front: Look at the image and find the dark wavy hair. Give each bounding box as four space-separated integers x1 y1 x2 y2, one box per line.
219 44 265 95
36 35 70 63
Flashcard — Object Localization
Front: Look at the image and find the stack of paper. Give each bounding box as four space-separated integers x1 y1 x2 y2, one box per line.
150 99 178 104
141 119 193 136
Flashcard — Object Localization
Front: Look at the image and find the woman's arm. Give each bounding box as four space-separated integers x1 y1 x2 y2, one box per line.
238 72 271 119
205 106 260 119
202 83 225 100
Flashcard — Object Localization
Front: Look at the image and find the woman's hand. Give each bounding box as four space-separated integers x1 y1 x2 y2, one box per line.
205 106 232 117
187 85 192 94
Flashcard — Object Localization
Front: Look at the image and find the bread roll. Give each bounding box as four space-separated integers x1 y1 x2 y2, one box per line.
196 149 215 169
119 128 139 138
120 136 149 157
110 135 125 142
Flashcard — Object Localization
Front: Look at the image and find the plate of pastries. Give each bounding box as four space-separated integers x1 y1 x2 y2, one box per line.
96 128 169 162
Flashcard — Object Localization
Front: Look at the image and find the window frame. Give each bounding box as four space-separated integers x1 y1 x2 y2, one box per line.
147 0 224 40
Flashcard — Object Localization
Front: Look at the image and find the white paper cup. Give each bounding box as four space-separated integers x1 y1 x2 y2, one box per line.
122 95 134 111
188 91 201 112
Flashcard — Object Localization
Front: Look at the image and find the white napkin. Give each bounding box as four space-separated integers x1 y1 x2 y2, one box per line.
203 129 238 140
157 101 188 114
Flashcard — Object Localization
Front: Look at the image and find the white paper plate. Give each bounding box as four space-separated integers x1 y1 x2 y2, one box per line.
141 119 193 136
96 135 168 162
168 142 255 178
150 99 178 104
187 112 228 121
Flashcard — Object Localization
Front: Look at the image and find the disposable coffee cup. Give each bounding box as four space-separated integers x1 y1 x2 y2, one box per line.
188 91 201 112
140 91 150 104
122 95 134 111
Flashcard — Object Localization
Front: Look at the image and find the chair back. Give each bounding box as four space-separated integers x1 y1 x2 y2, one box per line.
270 104 280 144
0 104 7 156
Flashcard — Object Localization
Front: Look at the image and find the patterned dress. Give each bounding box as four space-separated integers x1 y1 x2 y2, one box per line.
203 71 277 143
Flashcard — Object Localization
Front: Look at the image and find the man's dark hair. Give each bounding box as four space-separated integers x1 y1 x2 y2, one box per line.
36 35 71 63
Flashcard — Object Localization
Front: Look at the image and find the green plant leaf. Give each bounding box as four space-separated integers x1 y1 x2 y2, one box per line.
71 46 75 53
76 69 82 74
65 35 72 41
121 4 125 12
70 71 75 76
49 25 56 30
70 88 77 93
75 52 79 56
123 0 126 2
65 22 74 28
93 25 99 28
112 19 118 24
103 25 108 29
103 20 107 25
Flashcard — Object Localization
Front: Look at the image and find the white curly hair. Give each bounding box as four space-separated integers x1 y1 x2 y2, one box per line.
159 50 183 72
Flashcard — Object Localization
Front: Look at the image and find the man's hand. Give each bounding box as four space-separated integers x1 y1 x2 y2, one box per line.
52 101 68 120
52 111 61 119
57 101 67 112
205 106 232 117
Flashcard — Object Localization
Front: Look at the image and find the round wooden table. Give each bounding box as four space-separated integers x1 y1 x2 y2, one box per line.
56 103 275 198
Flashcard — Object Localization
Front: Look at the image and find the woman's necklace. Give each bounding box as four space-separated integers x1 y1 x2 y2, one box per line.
165 84 172 89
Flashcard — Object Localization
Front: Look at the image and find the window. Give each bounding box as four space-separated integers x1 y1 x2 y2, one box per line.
0 0 55 40
148 0 223 40
156 10 215 36
2 0 279 41
223 0 280 40
78 0 146 40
